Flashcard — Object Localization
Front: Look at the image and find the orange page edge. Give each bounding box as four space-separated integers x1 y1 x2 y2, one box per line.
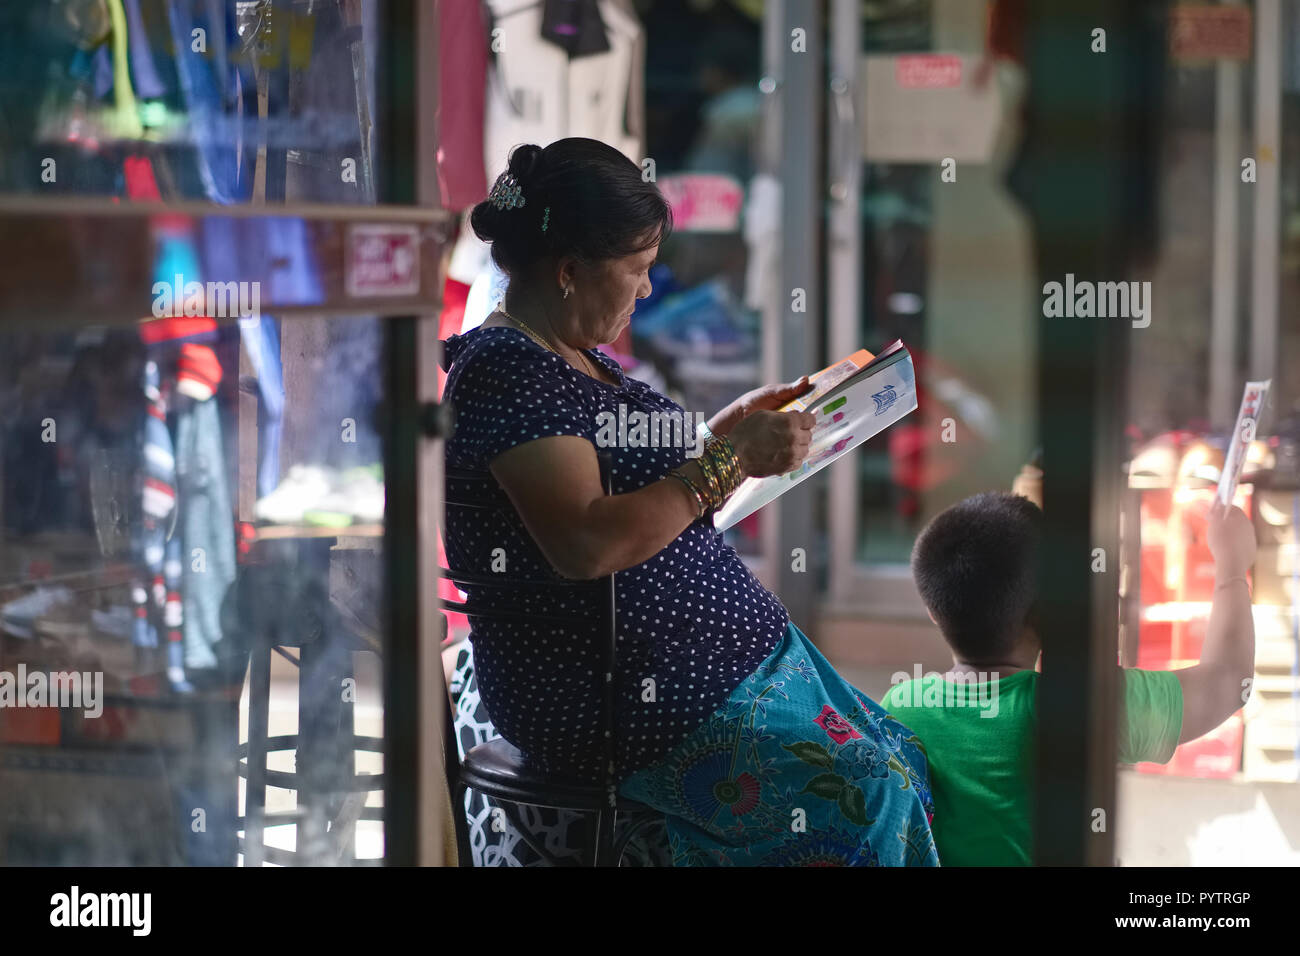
776 348 876 412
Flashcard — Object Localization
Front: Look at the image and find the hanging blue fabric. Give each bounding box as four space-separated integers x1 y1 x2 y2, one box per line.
238 315 285 498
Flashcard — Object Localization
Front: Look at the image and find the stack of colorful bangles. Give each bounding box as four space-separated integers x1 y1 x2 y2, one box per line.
668 434 744 519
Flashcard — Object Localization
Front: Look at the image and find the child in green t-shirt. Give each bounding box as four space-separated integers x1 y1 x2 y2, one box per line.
882 492 1257 866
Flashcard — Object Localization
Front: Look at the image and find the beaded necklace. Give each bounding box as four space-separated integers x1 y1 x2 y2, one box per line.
497 307 600 381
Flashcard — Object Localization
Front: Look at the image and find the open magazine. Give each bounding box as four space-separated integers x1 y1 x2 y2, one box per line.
1217 379 1271 506
712 341 918 532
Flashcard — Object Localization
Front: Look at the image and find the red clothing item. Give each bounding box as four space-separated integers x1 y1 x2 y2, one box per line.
436 275 473 633
124 154 162 200
987 0 1026 66
176 343 223 400
437 0 489 210
139 316 218 345
436 276 471 392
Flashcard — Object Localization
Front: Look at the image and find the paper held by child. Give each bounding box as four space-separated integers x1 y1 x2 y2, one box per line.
1217 379 1271 506
713 341 919 532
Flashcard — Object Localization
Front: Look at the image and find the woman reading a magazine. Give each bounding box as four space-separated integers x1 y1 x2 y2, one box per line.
441 138 938 866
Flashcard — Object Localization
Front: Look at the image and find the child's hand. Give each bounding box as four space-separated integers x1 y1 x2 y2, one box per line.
1207 499 1257 579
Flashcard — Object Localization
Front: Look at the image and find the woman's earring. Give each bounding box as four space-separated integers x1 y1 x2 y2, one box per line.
563 286 571 300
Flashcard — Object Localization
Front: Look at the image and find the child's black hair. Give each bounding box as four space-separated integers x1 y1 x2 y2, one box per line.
911 492 1043 662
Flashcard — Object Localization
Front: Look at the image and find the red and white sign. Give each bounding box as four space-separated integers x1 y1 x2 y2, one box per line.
657 174 744 233
1170 5 1252 62
895 54 962 89
347 224 420 297
864 54 999 162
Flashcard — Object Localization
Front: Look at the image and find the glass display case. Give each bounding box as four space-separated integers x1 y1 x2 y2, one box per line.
0 0 451 866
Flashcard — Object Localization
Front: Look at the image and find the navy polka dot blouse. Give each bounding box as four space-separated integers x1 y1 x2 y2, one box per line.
442 326 789 780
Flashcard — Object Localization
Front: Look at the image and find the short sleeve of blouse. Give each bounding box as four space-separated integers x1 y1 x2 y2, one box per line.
447 334 594 469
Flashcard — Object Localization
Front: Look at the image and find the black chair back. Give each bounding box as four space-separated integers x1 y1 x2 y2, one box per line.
439 452 623 865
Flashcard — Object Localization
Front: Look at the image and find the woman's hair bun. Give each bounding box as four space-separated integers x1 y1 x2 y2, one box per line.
506 143 544 187
469 144 544 254
471 138 673 280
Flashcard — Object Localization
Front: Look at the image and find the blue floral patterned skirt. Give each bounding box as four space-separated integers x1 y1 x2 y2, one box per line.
619 621 940 866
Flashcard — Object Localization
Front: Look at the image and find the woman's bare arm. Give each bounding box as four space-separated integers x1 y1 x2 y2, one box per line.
489 399 814 579
489 435 707 579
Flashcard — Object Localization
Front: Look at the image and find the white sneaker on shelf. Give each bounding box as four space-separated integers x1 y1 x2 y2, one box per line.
254 464 332 525
303 465 385 526
335 466 385 523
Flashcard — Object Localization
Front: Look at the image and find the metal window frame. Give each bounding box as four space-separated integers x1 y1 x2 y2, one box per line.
379 0 449 868
822 0 943 622
765 0 825 632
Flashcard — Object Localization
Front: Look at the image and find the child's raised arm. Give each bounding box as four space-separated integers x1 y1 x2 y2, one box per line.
1173 500 1257 742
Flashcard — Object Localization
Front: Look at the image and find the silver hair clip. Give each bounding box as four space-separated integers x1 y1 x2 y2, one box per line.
541 206 550 232
487 172 526 211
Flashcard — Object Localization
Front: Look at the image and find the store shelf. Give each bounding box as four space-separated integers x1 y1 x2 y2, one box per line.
252 523 382 541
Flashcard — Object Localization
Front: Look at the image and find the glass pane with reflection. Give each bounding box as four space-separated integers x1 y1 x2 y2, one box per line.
0 311 387 865
0 0 384 204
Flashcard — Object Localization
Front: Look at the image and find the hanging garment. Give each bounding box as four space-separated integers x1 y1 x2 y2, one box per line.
280 0 379 204
130 160 183 676
123 153 160 198
742 172 781 312
94 43 115 99
136 359 199 691
133 360 173 655
987 0 1026 66
566 0 642 160
123 0 167 99
141 210 219 347
462 260 509 333
459 0 645 337
174 347 236 672
439 276 472 346
482 0 643 180
199 214 320 495
237 317 285 499
197 215 323 308
483 0 567 172
90 0 146 139
163 529 187 686
104 0 144 139
436 0 489 210
166 0 249 203
447 210 492 286
540 0 611 58
434 272 474 636
442 209 494 336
